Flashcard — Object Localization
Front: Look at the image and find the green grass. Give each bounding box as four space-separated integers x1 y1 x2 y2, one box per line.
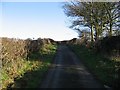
12 60 51 88
69 44 119 88
1 43 57 89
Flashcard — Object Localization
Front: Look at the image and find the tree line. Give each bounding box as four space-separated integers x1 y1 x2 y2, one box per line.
63 1 120 42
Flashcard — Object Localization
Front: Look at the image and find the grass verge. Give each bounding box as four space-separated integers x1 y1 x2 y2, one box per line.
69 44 119 88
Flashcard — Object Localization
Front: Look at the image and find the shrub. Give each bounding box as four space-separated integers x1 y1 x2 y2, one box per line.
1 37 57 89
95 35 120 57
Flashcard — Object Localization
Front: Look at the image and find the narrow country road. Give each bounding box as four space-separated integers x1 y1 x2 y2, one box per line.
40 44 104 88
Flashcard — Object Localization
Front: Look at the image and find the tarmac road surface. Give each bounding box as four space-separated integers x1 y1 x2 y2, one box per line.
40 44 105 88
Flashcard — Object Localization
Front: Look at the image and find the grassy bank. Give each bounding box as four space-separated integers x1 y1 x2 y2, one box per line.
69 44 119 88
1 42 57 89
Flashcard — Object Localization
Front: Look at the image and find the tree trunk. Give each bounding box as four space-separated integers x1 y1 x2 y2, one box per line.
109 22 112 36
95 24 99 41
90 24 94 42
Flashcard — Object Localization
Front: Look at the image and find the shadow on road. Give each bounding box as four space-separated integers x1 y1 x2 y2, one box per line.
40 45 105 88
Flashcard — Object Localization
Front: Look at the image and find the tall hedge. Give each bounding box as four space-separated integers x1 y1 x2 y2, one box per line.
95 35 120 56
